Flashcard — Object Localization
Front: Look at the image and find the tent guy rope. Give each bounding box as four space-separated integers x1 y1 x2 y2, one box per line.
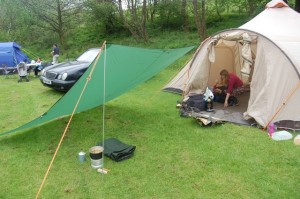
35 41 107 199
101 44 107 169
263 81 300 131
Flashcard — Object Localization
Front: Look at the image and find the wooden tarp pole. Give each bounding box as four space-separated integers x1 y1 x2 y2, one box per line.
35 41 107 199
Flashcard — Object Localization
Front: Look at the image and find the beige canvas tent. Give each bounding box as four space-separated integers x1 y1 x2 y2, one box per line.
164 0 300 130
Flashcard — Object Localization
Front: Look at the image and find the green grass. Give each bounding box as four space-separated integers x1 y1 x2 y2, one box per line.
0 54 300 198
0 75 63 132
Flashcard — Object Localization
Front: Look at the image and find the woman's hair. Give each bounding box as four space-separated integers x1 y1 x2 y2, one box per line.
220 69 229 86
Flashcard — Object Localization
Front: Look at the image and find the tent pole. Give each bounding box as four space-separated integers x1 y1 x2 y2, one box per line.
35 41 107 199
102 43 107 169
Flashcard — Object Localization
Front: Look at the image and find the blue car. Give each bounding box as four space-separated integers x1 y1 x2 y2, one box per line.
40 48 100 92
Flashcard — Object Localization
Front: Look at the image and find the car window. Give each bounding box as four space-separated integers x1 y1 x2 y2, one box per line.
76 49 100 62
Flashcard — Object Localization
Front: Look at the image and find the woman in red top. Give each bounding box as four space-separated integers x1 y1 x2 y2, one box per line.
220 69 245 107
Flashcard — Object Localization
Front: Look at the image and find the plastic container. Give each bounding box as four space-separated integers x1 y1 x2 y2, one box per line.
268 123 276 137
78 150 86 163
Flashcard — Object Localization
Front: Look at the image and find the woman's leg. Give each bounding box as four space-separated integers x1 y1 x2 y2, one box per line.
232 86 246 96
34 67 38 76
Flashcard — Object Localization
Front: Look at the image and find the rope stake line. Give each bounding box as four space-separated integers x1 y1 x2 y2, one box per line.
102 44 107 169
35 41 107 199
263 81 300 130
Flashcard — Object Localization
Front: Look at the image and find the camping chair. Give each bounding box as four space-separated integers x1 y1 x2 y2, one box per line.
17 62 29 82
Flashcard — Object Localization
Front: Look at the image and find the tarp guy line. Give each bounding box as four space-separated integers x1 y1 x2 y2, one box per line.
102 43 107 169
263 82 300 130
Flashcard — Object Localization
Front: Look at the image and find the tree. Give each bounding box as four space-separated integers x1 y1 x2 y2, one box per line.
193 0 207 41
181 0 189 32
0 0 32 42
19 0 82 50
117 0 148 42
214 0 221 17
149 0 158 23
295 0 300 12
246 0 256 15
84 0 121 35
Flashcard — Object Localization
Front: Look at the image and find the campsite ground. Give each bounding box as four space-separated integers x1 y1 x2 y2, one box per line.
0 55 299 198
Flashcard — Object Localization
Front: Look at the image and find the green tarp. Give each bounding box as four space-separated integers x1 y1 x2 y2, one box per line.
1 44 194 136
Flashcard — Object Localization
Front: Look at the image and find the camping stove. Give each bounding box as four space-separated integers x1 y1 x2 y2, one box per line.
206 98 214 112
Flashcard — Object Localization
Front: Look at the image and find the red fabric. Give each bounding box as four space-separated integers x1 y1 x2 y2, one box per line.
227 73 243 94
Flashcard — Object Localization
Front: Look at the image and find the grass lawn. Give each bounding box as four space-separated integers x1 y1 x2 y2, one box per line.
0 55 299 199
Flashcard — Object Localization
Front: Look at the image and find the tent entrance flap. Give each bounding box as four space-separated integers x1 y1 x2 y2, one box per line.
207 31 257 87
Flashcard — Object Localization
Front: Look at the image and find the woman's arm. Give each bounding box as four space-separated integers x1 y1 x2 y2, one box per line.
224 93 230 107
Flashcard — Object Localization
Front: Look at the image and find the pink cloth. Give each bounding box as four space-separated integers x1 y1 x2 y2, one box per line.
227 73 243 94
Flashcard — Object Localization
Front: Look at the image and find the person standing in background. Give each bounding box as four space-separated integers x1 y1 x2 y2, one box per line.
51 44 59 64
